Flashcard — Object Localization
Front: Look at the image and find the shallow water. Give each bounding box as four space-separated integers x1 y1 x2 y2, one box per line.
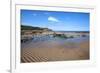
21 35 89 49
66 36 89 43
21 36 89 63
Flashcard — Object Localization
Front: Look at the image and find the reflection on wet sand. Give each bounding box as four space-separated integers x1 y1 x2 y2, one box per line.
21 33 89 63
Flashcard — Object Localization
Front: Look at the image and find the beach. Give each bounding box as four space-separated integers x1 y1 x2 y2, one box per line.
21 36 89 63
20 10 90 63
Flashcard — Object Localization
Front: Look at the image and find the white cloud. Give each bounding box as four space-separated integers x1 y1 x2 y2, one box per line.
48 16 59 22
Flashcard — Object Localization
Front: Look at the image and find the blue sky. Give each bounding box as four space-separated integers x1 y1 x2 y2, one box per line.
21 9 90 31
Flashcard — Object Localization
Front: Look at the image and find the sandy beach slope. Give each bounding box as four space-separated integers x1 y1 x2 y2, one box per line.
21 37 89 63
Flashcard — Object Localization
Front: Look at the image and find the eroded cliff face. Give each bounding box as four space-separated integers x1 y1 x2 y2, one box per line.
21 25 54 43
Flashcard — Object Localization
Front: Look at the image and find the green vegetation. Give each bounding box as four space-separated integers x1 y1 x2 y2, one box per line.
21 25 44 30
53 33 75 39
21 25 52 31
69 36 74 38
53 33 68 39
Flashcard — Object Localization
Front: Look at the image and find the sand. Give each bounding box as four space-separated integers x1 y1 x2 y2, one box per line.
21 39 89 63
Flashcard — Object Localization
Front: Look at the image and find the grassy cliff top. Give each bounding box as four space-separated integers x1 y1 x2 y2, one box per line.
21 25 52 31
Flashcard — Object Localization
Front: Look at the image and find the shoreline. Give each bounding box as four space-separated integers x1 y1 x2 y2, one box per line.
21 37 89 63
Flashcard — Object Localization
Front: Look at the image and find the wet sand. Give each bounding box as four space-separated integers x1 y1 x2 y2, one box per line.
21 38 89 63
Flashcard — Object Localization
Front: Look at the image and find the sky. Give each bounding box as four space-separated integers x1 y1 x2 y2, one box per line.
21 9 90 31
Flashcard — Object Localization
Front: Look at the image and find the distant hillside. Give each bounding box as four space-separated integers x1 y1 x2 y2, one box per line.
21 25 52 31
